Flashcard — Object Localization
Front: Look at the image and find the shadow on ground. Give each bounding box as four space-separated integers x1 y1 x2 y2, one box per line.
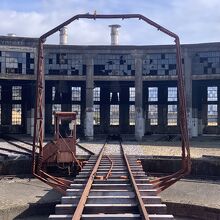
14 189 61 220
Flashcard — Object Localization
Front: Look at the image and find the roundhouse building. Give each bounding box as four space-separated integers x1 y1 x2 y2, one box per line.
0 32 220 140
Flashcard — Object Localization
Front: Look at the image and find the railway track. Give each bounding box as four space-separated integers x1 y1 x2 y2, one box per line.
0 136 33 158
49 141 174 220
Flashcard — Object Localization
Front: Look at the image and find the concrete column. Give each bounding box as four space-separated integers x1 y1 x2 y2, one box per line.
84 55 94 140
134 54 144 140
183 48 193 137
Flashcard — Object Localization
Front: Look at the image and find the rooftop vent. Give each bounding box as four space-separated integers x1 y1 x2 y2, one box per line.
109 24 121 45
7 33 16 37
59 26 68 45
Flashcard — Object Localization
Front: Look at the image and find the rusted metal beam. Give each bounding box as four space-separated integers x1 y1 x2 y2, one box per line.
121 143 150 220
33 13 191 193
76 142 95 155
104 155 113 180
72 142 106 220
40 14 178 41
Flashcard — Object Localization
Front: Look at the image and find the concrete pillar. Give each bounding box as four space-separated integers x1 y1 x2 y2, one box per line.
183 48 193 137
84 56 94 140
134 54 144 140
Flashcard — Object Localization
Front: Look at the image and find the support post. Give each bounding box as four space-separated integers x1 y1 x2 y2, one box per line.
134 54 144 140
183 48 193 138
84 55 94 140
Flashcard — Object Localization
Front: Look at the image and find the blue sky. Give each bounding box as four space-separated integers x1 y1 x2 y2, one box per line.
1 0 220 45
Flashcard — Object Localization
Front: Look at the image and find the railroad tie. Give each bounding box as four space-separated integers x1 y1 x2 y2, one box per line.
49 144 174 220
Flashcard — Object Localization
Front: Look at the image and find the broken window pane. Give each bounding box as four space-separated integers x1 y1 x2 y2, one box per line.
110 92 120 103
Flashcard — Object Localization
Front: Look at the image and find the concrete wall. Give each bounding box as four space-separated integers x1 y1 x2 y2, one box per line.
1 36 220 138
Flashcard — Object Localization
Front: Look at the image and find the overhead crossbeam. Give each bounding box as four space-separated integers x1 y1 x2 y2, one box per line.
32 13 191 193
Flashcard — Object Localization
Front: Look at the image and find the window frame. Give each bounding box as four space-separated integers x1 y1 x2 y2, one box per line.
148 104 158 126
110 104 119 126
93 104 100 125
72 104 81 125
148 87 158 102
12 104 22 125
129 105 135 126
71 86 81 101
167 104 178 126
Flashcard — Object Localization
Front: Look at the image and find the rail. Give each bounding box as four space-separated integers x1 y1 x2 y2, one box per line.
67 141 151 220
72 141 107 219
121 142 150 220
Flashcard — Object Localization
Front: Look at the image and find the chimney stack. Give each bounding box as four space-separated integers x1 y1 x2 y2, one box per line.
7 33 16 37
109 24 121 45
59 26 68 45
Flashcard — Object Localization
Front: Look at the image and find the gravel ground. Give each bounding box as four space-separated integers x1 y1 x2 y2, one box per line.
140 141 220 158
0 136 220 158
78 142 145 155
76 142 104 155
76 140 220 158
0 139 31 154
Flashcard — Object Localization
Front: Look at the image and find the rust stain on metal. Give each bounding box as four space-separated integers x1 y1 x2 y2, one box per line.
32 13 191 195
104 155 113 180
121 143 150 220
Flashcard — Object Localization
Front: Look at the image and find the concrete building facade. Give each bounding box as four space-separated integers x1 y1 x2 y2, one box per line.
1 35 220 139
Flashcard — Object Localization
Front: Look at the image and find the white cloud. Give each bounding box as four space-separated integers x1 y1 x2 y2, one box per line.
0 0 220 45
